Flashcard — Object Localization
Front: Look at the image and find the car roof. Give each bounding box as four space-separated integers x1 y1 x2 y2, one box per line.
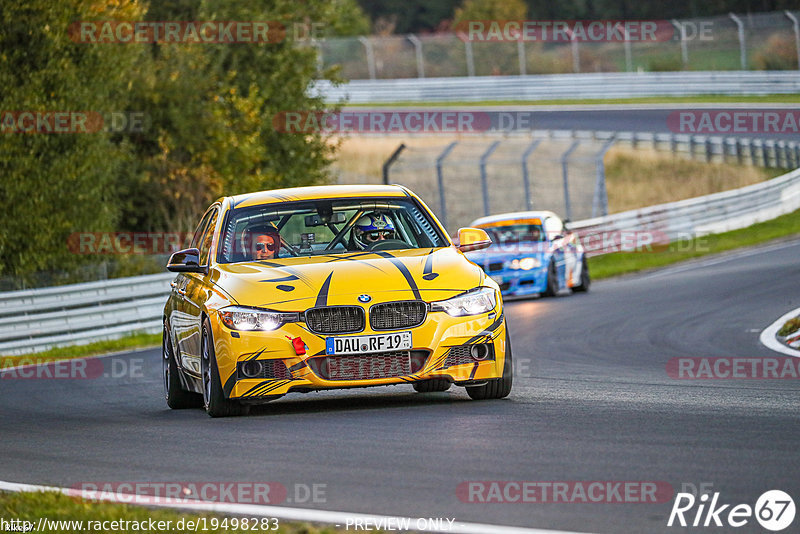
470 211 559 227
226 184 409 210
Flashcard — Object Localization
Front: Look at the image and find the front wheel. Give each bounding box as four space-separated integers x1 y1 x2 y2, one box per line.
201 319 249 418
572 256 591 292
163 322 202 409
466 330 513 400
543 260 559 297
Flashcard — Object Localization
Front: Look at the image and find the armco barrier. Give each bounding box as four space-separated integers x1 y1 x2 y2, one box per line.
312 71 800 104
0 273 173 355
2 166 799 355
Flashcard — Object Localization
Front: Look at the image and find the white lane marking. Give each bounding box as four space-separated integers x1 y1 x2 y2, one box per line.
0 480 587 534
625 238 800 281
759 307 800 358
0 345 156 375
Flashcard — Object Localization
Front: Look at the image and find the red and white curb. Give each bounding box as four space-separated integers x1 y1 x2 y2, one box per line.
759 307 800 358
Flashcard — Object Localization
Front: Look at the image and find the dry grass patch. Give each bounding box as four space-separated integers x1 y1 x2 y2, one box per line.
604 147 784 213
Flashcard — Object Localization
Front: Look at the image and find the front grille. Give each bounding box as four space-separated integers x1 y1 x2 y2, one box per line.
308 350 428 381
370 301 427 330
238 359 291 380
305 306 365 334
486 262 504 273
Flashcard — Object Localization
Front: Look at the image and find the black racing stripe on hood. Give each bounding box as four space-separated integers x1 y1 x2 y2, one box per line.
422 249 439 280
374 252 421 300
314 272 334 307
260 274 300 283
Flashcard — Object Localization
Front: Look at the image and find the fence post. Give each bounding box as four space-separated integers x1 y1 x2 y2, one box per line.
518 39 527 75
728 13 747 70
561 140 580 221
312 40 324 74
763 140 771 168
705 137 713 162
615 22 632 72
358 36 377 79
571 34 580 73
521 139 541 210
672 19 689 68
436 142 458 228
785 11 800 70
460 35 476 77
593 136 616 217
382 143 406 184
407 34 425 78
750 138 757 166
479 141 501 216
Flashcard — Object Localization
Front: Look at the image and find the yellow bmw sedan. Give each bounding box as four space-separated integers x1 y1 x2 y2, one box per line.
163 184 512 416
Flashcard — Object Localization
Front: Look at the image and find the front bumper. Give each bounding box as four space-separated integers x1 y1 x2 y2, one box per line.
210 306 507 401
486 267 548 296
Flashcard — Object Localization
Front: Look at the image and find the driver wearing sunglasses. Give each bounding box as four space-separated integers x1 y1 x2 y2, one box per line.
242 226 281 260
351 212 397 250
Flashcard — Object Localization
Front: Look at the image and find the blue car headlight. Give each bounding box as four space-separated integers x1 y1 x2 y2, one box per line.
509 257 542 271
430 287 497 317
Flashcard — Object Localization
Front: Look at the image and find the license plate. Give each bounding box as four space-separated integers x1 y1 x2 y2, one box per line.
326 331 412 355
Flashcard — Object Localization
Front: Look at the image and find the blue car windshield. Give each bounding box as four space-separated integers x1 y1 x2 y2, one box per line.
216 197 448 263
485 224 545 245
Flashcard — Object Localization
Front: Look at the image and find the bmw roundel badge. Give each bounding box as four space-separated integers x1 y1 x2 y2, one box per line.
358 294 372 303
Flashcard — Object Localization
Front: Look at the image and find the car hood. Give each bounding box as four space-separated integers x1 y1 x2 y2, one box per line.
211 247 483 310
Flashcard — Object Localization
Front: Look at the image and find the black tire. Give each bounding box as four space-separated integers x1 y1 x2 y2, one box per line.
543 260 559 297
413 378 451 392
201 319 249 418
572 256 591 293
466 329 513 400
163 322 202 409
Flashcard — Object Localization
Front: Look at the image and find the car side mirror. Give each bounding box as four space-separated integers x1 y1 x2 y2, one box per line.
167 248 207 274
456 227 492 252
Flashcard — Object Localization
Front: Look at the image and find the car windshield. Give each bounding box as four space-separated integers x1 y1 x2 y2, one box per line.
484 223 545 245
217 197 448 263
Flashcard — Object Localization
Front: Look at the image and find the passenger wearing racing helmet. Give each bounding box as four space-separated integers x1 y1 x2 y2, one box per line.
350 212 397 250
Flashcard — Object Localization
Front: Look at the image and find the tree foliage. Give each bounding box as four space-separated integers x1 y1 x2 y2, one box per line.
0 0 366 281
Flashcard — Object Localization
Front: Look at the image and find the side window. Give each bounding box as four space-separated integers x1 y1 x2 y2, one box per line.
191 210 214 249
198 208 219 266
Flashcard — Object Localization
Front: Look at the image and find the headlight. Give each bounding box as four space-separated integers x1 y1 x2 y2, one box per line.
219 306 299 331
509 257 541 270
430 287 497 317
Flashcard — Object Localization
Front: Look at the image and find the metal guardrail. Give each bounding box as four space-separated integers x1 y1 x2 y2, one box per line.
2 154 799 355
571 166 800 249
312 71 800 103
0 273 172 355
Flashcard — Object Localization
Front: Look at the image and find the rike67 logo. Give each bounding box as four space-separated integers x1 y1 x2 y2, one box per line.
668 489 795 531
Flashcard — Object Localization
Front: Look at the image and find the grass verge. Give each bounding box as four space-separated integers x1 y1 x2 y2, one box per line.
588 208 800 280
0 332 160 368
0 491 343 533
345 94 800 107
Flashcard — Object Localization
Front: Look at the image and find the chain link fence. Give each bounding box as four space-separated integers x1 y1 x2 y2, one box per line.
334 130 799 234
318 11 800 80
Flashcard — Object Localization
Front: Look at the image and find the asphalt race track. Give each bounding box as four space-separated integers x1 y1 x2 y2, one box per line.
2 239 799 533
